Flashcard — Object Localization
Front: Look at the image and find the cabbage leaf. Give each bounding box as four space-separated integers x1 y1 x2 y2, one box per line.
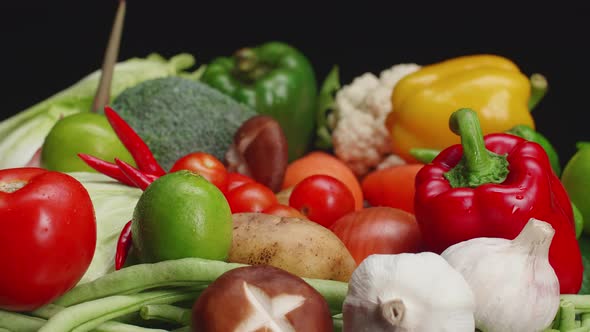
68 172 142 285
0 53 202 169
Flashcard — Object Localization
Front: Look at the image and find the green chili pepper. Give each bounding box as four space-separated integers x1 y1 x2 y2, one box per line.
201 41 318 161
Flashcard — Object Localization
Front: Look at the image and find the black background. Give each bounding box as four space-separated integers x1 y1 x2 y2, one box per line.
1 2 589 168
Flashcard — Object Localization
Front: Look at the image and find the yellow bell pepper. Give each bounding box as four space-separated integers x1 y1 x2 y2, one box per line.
385 54 535 162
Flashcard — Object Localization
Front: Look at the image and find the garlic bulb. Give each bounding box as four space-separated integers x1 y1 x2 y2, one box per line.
343 252 476 332
441 218 560 332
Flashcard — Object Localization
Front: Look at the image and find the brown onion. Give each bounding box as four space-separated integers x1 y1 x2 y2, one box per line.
330 206 423 265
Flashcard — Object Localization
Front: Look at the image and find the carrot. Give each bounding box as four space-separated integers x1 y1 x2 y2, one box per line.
282 151 364 210
361 163 424 214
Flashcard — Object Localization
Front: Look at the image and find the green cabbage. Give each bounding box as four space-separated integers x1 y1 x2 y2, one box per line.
0 53 203 169
68 172 142 285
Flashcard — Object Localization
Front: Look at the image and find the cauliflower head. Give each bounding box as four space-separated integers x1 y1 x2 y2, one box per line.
331 63 421 177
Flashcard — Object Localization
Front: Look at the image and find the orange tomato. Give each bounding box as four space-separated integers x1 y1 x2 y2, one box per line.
361 163 424 214
263 204 306 219
282 151 364 210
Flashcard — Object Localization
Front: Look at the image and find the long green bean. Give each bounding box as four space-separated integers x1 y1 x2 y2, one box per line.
31 303 64 318
564 327 590 332
303 277 348 315
40 288 201 332
332 313 343 332
54 257 349 314
55 258 246 306
140 304 191 326
560 300 578 331
93 321 168 332
170 327 190 332
29 303 165 332
561 295 590 313
0 310 45 332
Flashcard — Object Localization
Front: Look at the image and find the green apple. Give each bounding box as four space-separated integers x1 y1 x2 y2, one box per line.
41 112 135 173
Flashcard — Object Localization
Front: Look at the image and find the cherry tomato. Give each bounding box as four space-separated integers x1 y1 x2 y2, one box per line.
226 182 278 213
330 206 423 264
224 172 256 195
289 174 355 228
0 168 96 311
170 152 228 191
263 204 306 219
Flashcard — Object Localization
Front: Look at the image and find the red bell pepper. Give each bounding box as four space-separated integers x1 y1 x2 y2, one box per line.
415 108 583 294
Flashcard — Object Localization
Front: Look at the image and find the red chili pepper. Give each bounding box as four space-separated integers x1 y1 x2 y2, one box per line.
115 158 156 191
415 108 583 294
103 106 166 176
115 220 132 270
78 153 137 187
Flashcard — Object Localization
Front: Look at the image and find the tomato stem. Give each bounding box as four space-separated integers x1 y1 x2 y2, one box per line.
0 181 27 193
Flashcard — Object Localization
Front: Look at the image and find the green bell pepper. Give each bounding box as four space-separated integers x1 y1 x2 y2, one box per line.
410 124 562 176
201 41 318 161
505 124 561 176
562 142 590 235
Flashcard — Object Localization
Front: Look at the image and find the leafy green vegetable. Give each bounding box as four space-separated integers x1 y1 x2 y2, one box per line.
314 65 341 150
0 53 201 169
111 77 257 170
68 172 142 285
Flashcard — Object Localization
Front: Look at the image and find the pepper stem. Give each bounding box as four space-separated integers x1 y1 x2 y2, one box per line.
233 48 271 83
443 108 509 188
380 299 405 327
528 73 548 111
409 148 442 164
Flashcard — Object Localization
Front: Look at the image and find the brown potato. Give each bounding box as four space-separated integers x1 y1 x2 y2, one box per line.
229 213 357 282
275 186 294 206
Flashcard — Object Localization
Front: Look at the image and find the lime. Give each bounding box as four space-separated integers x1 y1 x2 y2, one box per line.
131 170 233 263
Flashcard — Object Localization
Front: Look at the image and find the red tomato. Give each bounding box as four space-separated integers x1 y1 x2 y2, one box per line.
361 164 424 214
263 204 306 219
226 182 278 213
330 206 423 265
224 172 256 195
170 152 228 191
289 174 355 228
0 168 96 311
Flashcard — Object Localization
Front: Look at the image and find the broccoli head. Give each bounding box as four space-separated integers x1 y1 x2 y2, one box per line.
111 77 256 170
